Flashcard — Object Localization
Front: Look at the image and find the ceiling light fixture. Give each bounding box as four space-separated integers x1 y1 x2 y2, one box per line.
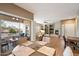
16 18 19 20
12 17 15 20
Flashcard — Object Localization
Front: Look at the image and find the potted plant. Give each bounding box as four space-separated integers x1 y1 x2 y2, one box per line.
9 28 17 33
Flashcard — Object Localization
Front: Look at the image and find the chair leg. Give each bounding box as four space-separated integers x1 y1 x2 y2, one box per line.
1 47 3 53
73 47 75 50
7 44 9 50
64 45 66 49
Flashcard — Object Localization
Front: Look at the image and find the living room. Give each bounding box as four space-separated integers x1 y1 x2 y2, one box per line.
0 3 79 56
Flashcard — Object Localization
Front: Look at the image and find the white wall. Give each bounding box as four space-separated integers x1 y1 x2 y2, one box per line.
60 19 76 36
31 21 35 41
65 23 75 36
51 17 79 37
31 21 41 41
35 23 41 33
76 17 79 36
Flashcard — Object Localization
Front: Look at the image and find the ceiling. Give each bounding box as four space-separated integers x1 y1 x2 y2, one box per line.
15 3 79 24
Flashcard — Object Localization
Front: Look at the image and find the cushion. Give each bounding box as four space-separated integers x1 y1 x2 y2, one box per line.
63 46 73 56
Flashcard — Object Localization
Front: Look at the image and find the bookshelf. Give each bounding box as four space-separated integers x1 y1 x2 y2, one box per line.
42 24 54 34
